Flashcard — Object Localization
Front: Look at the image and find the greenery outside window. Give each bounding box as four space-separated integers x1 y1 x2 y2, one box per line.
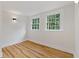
47 14 60 30
32 18 39 30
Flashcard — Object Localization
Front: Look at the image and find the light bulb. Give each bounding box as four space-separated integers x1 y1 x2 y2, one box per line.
12 17 17 23
12 19 17 23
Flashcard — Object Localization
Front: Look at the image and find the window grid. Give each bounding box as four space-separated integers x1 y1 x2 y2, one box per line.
47 14 60 30
32 18 39 30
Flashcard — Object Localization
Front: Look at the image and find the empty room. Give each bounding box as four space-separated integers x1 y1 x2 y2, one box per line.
0 0 79 58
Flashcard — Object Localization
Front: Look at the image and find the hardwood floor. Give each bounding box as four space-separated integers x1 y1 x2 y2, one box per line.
2 40 73 58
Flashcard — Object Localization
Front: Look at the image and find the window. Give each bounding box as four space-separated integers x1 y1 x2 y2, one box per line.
47 14 60 30
32 18 39 30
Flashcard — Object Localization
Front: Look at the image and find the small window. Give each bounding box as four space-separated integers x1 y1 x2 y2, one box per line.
47 14 60 30
32 18 39 30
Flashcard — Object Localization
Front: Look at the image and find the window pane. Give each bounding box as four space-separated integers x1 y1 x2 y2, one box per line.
32 18 39 30
56 25 60 29
47 13 60 30
56 14 60 18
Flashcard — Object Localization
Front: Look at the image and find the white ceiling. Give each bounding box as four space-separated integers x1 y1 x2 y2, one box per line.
2 1 74 16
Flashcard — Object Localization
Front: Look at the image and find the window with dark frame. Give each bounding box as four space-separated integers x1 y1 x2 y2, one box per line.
32 18 39 30
47 14 60 30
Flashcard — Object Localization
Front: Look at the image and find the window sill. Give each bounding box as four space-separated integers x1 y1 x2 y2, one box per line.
45 29 63 32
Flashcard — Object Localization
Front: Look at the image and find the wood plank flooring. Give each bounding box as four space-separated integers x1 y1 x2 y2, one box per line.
2 40 73 58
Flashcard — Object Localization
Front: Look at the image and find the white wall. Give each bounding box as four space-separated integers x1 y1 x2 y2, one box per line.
28 5 75 54
0 3 28 57
0 2 3 57
0 2 75 57
0 2 2 45
1 10 28 48
75 4 79 57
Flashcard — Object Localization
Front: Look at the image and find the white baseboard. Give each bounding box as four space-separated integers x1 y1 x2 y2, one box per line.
2 39 27 48
0 39 27 58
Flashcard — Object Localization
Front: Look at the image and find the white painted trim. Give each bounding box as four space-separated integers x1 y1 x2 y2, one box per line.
45 12 64 32
2 39 27 48
45 29 63 32
30 16 40 31
0 39 28 58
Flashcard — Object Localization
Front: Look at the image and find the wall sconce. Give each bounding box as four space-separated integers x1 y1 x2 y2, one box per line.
12 17 17 23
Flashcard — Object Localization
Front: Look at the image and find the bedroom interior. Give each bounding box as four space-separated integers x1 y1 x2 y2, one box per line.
0 1 79 58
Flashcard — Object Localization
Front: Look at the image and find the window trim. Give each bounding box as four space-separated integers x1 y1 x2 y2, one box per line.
31 18 40 31
45 13 62 31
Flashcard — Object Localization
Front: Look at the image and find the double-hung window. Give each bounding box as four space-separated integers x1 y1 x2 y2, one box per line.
47 14 60 30
32 18 39 30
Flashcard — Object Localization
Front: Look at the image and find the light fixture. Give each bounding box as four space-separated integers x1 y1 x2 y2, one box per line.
12 17 17 23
